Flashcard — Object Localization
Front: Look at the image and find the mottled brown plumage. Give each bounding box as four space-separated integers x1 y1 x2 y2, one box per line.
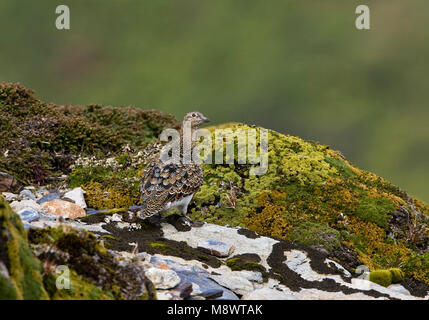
139 112 210 219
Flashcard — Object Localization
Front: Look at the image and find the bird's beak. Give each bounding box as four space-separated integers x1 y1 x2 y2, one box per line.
201 116 210 123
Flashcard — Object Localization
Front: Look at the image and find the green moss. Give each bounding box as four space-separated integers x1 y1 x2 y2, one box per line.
187 123 429 285
0 273 18 300
149 242 173 254
350 191 395 228
389 268 405 283
226 255 266 274
44 270 114 300
368 270 393 287
0 196 49 300
100 235 121 241
324 156 356 179
0 82 178 186
287 222 342 251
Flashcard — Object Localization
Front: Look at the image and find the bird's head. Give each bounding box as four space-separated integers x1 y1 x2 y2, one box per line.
183 111 210 128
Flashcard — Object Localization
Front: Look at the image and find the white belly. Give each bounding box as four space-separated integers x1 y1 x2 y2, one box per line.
162 194 194 213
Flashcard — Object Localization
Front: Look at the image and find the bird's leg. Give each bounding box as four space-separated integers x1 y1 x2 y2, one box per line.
178 205 194 226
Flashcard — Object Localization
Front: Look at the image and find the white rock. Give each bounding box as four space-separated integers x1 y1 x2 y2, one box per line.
236 270 264 284
242 288 297 300
19 189 36 200
10 199 43 213
325 259 352 277
2 192 18 201
387 284 411 296
162 223 278 269
145 268 181 289
209 274 254 296
63 187 87 208
197 239 234 257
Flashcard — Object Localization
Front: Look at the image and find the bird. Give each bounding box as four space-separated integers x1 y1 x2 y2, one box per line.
138 111 210 221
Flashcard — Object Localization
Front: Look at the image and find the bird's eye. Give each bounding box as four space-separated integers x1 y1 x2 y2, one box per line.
192 113 196 117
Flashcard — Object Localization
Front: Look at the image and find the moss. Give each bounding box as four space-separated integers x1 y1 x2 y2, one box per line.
287 222 342 251
402 253 429 284
187 123 429 285
44 270 114 300
83 181 138 210
389 268 405 283
368 270 393 287
100 235 121 241
0 273 18 300
0 82 178 186
0 195 49 300
226 254 266 274
149 242 173 254
28 226 155 300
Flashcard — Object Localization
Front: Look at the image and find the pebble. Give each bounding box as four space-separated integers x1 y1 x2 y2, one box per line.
37 192 60 204
63 187 87 208
145 268 181 289
17 208 40 222
197 239 234 257
19 189 36 201
42 199 86 219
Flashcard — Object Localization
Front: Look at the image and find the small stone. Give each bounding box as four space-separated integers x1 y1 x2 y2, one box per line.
209 274 254 296
63 187 87 208
145 268 181 289
197 240 234 257
42 199 86 219
198 289 224 299
2 192 18 202
17 208 40 222
37 192 60 204
19 189 36 201
177 282 193 298
10 199 43 213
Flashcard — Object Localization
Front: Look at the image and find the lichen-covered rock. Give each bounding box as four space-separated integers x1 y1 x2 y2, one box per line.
0 196 48 299
0 82 178 187
1 82 429 298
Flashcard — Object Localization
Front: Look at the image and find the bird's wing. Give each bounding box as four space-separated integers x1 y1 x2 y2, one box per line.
140 160 203 217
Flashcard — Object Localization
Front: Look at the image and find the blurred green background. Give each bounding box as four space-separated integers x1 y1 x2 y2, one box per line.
0 1 428 202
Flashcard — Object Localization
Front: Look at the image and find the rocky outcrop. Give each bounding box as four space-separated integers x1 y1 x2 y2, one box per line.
1 83 429 299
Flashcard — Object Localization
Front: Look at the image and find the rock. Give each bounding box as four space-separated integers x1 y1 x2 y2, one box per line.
209 274 254 296
197 289 224 299
63 187 87 208
17 208 40 222
242 288 297 300
1 192 18 202
197 239 234 257
325 258 352 277
237 270 264 284
148 256 239 300
0 172 18 192
10 199 43 213
19 189 36 201
145 267 181 289
41 199 86 219
162 223 278 269
387 284 411 296
177 282 193 298
37 192 60 204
